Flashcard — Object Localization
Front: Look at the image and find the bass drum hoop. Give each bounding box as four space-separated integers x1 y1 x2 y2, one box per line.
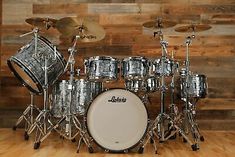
85 88 149 153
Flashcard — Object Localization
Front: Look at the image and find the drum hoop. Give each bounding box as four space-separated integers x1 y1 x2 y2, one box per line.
84 88 149 152
122 56 148 62
7 57 43 94
87 56 118 62
37 36 67 68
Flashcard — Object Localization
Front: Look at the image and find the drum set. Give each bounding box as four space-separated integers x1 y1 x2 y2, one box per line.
8 17 209 153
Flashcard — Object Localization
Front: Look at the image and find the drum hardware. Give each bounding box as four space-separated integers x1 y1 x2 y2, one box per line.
12 92 40 140
139 30 189 153
178 33 205 151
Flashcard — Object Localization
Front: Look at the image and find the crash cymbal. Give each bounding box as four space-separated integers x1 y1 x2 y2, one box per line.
25 17 57 29
143 19 177 29
175 24 212 33
56 17 105 43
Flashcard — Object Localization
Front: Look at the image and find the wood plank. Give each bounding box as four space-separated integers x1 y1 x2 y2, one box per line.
33 4 88 14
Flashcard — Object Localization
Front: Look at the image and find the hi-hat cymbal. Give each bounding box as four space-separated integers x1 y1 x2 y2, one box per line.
56 17 105 43
25 17 57 29
143 19 177 29
175 24 212 33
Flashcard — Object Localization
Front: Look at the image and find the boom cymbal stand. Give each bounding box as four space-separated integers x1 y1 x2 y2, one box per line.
139 31 192 153
27 29 55 149
180 34 204 151
12 28 42 140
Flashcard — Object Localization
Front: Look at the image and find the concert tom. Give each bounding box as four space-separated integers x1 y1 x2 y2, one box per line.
152 58 178 77
84 56 118 82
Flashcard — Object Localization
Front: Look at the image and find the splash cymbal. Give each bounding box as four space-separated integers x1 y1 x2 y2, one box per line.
56 17 105 43
143 19 177 29
175 24 212 33
25 17 57 29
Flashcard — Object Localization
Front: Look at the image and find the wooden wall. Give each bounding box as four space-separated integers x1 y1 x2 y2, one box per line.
0 0 235 129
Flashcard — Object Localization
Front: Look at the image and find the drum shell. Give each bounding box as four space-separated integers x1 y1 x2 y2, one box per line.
122 56 149 80
85 88 148 152
145 76 160 92
84 56 118 82
7 36 66 94
51 80 70 118
152 58 178 77
180 74 208 98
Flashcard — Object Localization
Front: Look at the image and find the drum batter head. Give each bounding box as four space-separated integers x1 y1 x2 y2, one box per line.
86 89 148 152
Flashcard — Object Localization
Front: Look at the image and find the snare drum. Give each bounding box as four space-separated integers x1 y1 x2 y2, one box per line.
180 74 208 98
84 56 118 82
7 36 66 94
152 58 178 76
122 56 149 80
86 89 148 152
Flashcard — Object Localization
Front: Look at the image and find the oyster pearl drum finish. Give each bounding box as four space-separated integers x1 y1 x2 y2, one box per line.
86 89 148 152
7 36 66 94
51 80 103 117
84 56 118 82
122 56 149 80
180 74 208 98
152 58 178 77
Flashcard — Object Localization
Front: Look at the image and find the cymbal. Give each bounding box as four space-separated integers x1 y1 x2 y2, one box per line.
25 17 57 29
175 24 212 33
143 19 177 29
56 17 105 43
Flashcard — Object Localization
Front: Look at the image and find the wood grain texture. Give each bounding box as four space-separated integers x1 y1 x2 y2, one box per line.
0 129 235 156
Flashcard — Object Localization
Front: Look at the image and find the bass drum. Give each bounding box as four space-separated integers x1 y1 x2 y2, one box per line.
86 89 148 152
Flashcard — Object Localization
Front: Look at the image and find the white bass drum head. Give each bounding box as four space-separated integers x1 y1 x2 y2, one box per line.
86 89 148 152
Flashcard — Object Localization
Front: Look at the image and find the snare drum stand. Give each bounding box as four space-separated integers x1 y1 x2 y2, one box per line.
12 92 40 140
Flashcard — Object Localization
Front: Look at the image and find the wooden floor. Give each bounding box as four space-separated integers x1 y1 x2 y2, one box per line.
0 129 235 157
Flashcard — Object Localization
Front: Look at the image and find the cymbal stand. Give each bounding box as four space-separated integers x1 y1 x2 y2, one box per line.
12 28 42 139
180 35 204 150
12 92 40 140
52 36 82 141
139 31 192 153
27 28 54 148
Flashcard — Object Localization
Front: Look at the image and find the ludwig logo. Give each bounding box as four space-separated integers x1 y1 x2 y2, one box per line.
108 96 127 103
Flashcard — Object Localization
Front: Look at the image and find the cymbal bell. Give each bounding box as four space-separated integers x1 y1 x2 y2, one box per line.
175 24 212 33
25 17 57 29
143 19 177 29
56 17 105 43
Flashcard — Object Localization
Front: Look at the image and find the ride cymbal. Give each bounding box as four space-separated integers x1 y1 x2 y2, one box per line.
56 17 105 43
175 24 212 33
25 17 57 30
143 19 177 29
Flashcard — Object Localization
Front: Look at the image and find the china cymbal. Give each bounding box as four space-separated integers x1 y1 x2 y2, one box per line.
56 17 105 43
25 17 57 29
143 19 177 29
175 24 212 33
